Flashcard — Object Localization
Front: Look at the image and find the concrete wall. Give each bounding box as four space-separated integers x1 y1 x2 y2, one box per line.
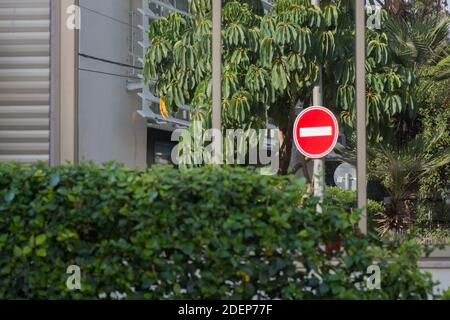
426 269 450 294
420 249 450 295
77 0 146 168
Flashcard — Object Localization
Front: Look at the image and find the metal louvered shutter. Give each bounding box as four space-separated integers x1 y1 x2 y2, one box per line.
0 0 50 163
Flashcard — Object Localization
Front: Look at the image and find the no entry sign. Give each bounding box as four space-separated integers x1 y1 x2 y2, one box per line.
293 106 339 159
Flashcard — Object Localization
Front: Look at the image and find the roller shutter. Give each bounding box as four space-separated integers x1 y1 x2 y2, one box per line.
0 0 50 163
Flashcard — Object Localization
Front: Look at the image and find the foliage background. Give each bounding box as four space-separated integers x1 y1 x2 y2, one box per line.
0 162 438 299
144 0 418 173
415 62 450 235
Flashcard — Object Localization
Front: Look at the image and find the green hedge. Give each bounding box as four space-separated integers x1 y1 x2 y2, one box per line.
325 187 385 235
0 162 437 299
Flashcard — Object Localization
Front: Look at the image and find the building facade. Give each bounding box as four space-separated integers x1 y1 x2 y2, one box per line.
0 0 194 168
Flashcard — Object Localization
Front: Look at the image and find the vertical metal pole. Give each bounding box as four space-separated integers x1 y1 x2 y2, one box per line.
311 0 324 212
212 0 222 164
142 0 151 113
344 173 350 191
356 0 368 233
49 0 58 166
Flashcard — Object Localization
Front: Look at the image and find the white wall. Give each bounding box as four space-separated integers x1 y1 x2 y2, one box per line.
420 251 450 295
77 0 147 168
425 269 450 295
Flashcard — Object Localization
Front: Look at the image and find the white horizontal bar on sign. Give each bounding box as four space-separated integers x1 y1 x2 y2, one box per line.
299 126 332 138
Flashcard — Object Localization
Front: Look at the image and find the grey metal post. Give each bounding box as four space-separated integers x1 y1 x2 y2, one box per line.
311 0 324 211
212 0 222 164
344 173 350 191
355 0 368 233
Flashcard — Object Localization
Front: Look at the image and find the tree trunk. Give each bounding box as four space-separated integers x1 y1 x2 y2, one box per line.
379 192 418 236
279 97 298 175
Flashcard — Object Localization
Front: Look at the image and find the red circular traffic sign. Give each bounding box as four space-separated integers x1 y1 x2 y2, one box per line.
293 106 339 159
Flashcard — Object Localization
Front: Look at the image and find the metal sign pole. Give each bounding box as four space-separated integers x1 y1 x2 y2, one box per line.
311 0 324 212
212 0 222 164
355 0 368 233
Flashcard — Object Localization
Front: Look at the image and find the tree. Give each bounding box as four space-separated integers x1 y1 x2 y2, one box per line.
415 57 450 228
144 0 417 174
369 131 450 236
365 2 450 235
383 2 449 72
224 0 264 16
381 6 449 144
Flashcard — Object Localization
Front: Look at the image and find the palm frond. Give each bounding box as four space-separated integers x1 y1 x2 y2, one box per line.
384 17 418 66
434 55 450 80
369 130 450 200
384 10 450 69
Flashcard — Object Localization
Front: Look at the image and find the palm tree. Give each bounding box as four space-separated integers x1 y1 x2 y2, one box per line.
384 11 449 70
382 4 449 144
369 131 450 236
